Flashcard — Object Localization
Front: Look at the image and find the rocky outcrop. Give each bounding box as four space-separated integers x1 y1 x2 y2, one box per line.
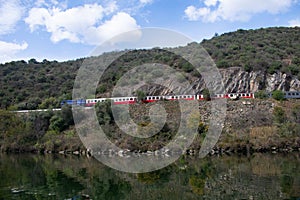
144 67 300 95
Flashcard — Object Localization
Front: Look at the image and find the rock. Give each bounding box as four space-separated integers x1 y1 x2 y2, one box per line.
58 151 65 154
73 151 80 155
144 67 300 95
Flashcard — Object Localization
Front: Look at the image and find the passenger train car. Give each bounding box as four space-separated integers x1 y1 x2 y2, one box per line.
268 91 300 99
61 92 256 107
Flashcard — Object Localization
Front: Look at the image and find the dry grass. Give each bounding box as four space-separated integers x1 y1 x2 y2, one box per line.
249 126 278 148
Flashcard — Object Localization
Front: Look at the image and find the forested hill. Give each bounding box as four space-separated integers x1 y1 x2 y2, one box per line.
0 27 299 109
201 27 300 74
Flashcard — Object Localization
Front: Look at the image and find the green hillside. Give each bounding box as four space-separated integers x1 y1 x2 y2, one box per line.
202 27 300 74
0 27 299 109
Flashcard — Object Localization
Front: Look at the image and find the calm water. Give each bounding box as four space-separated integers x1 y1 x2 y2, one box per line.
0 153 299 200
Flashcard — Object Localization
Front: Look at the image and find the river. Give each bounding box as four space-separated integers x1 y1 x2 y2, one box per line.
0 153 299 200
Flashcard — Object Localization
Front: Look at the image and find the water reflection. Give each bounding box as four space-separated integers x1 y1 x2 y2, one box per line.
0 153 299 199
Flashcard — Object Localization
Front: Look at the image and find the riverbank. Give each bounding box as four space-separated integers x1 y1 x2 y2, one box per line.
0 99 299 154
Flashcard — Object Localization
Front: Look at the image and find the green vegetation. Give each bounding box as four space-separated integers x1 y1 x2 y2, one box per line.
0 59 79 109
202 27 300 77
254 90 269 99
202 88 211 101
273 106 286 125
136 90 146 102
0 106 80 152
0 27 299 153
0 27 299 110
272 90 285 101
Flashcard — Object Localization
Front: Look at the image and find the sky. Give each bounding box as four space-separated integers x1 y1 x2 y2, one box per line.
0 0 300 63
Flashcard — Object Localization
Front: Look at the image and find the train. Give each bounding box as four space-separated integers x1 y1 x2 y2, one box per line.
61 92 252 106
61 91 300 107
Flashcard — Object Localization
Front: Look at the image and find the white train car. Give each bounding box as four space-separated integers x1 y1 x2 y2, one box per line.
283 91 300 99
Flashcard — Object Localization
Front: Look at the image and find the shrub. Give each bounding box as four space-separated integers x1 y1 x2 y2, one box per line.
273 106 286 125
272 90 285 101
202 88 211 101
254 90 269 99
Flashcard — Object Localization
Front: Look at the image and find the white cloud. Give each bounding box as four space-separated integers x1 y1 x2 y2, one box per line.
288 19 300 27
204 0 218 7
185 0 294 22
185 6 211 21
0 0 24 35
139 0 153 4
0 41 28 63
24 3 140 45
85 12 141 45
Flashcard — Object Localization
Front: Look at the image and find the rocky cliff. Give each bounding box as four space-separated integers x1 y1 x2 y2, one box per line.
219 67 300 93
143 67 300 95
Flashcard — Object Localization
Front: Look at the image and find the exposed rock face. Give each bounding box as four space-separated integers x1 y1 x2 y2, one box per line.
145 67 300 95
220 68 300 92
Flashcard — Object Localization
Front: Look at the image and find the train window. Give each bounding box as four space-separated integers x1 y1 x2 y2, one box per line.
230 94 233 97
183 96 186 98
242 94 245 97
288 93 291 96
156 97 159 100
130 98 133 100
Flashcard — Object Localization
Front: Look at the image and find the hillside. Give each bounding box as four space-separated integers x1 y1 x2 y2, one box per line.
202 27 300 75
0 27 300 109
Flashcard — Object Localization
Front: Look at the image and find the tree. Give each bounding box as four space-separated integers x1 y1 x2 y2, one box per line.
136 90 146 102
202 88 211 101
39 97 58 109
49 115 65 132
95 100 113 125
254 90 269 99
272 90 285 101
273 106 286 125
292 105 300 124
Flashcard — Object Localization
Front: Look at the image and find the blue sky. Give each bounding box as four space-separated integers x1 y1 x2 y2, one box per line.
0 0 300 63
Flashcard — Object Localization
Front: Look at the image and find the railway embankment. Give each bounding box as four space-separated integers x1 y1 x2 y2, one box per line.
0 99 299 155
